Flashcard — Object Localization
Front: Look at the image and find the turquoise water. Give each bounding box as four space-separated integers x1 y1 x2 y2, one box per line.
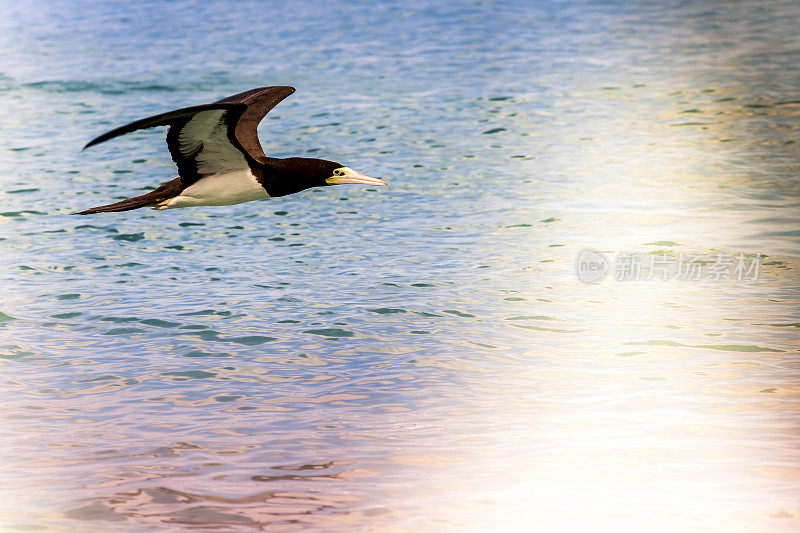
1 0 800 530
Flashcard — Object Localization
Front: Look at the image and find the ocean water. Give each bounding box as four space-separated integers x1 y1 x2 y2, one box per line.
1 0 799 530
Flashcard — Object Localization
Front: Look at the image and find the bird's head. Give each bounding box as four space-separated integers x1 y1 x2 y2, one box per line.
267 158 387 197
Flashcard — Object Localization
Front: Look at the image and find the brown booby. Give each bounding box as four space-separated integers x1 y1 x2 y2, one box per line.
76 86 387 214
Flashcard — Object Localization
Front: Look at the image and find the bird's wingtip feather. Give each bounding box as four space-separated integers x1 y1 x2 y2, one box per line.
82 136 103 150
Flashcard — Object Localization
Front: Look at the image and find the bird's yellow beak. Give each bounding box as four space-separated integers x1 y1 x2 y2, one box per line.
326 167 388 186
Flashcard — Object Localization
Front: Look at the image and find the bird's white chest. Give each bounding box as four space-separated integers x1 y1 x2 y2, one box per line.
165 170 269 208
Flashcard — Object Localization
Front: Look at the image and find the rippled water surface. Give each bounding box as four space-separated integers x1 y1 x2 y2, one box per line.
1 0 800 531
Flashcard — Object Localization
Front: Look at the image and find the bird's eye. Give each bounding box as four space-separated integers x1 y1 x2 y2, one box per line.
334 169 342 176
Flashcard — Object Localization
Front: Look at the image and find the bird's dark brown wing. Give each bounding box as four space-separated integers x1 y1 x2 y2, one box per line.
215 86 296 164
83 86 296 186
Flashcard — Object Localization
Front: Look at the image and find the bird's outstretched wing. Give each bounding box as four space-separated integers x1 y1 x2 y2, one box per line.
83 86 296 186
215 86 296 165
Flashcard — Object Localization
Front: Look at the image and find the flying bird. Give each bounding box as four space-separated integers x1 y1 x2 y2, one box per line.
76 86 387 214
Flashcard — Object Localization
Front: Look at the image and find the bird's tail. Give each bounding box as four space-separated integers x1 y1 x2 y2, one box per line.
73 178 183 215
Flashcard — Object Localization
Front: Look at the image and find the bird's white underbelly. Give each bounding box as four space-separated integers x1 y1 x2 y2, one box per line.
160 170 269 209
